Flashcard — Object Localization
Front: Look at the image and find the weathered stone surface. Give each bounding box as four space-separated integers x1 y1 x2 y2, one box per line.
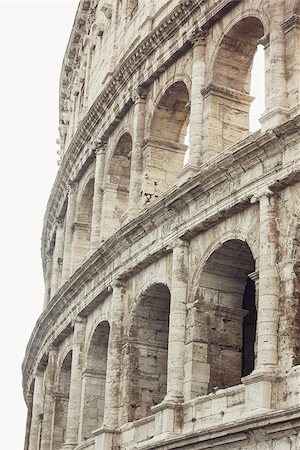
23 1 300 449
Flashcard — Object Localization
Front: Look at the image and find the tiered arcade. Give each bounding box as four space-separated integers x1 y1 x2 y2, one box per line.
23 1 300 449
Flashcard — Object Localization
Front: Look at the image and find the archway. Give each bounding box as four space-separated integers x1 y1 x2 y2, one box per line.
103 132 132 230
80 321 110 439
129 283 171 420
142 81 190 203
71 178 94 270
52 351 72 450
204 17 265 158
194 240 256 394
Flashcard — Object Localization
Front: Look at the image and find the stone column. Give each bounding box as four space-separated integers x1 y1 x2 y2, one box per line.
261 1 288 130
181 30 207 181
51 217 64 296
283 14 300 118
40 347 57 450
102 281 123 428
90 145 106 251
24 393 33 450
61 181 78 283
243 191 279 412
28 370 44 450
166 239 189 402
43 250 53 308
63 317 86 450
127 88 146 219
96 281 124 450
256 191 279 368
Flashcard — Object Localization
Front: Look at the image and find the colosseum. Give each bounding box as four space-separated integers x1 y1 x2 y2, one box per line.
23 0 300 449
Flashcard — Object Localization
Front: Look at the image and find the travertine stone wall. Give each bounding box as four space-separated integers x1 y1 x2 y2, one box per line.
23 1 300 449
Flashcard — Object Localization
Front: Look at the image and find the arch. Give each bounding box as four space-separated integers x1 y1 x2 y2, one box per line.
142 81 190 204
190 231 258 301
85 313 110 355
105 132 133 223
126 283 171 421
80 321 110 440
203 16 265 158
71 177 94 270
191 240 256 396
52 350 72 450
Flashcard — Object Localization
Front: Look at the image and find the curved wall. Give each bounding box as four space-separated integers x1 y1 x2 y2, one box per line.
23 1 300 449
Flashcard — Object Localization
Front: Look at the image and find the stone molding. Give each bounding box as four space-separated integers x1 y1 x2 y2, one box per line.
135 407 300 450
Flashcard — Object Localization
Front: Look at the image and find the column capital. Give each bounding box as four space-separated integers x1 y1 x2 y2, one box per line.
67 180 78 194
250 187 276 203
47 344 58 355
131 86 147 103
71 315 87 328
93 138 107 154
172 238 190 249
248 270 259 282
108 278 126 291
189 27 208 46
94 146 106 157
45 248 53 261
55 215 64 227
258 33 270 49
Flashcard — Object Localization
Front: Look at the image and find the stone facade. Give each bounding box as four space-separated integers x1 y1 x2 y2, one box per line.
23 1 300 449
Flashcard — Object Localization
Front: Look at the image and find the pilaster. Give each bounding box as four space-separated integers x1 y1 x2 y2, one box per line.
243 189 280 413
166 239 189 402
127 88 147 219
260 1 289 131
102 280 124 430
180 29 207 182
51 216 64 297
43 249 53 308
40 347 57 450
257 191 279 368
62 316 86 450
90 144 106 251
28 370 44 450
23 394 33 450
61 181 78 283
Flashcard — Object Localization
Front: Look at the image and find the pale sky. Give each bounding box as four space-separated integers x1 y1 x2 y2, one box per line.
0 2 264 449
0 1 78 448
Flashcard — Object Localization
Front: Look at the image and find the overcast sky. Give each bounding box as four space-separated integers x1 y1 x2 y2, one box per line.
0 2 264 448
0 1 78 448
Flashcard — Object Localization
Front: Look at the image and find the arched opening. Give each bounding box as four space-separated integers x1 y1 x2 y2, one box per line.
80 321 110 440
52 351 72 450
71 178 94 270
204 17 265 159
142 81 190 203
193 240 256 394
129 284 170 420
104 132 132 230
250 44 265 131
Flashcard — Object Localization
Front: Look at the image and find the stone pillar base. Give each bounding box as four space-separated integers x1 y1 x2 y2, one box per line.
178 164 200 185
151 400 182 438
93 428 115 450
60 444 77 450
260 107 289 132
286 365 300 406
242 368 278 415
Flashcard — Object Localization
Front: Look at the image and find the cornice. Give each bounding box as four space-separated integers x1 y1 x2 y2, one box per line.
137 408 300 449
23 118 300 396
43 0 242 269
